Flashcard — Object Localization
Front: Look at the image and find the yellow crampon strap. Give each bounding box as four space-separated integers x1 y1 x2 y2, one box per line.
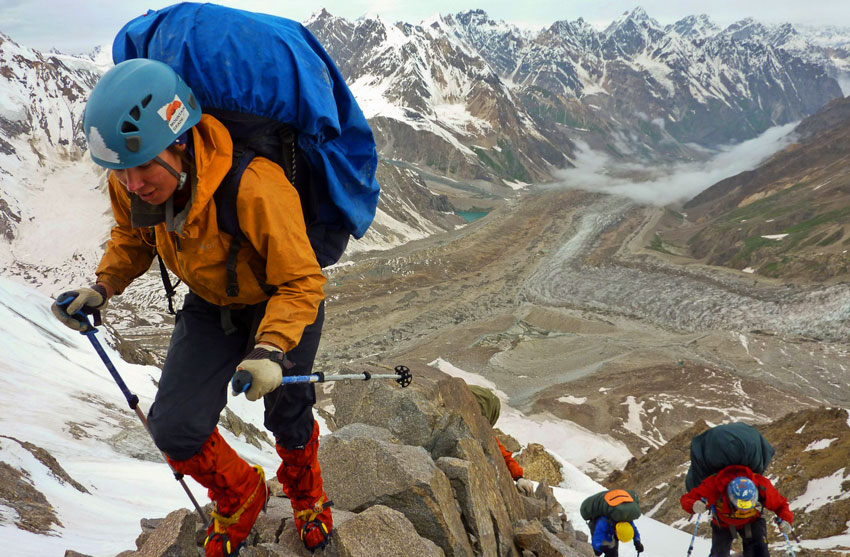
205 466 267 552
295 495 333 540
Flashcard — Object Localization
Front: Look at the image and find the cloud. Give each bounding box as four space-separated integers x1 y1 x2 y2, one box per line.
550 122 798 206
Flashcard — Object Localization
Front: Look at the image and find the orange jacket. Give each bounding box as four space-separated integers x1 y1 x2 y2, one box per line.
95 115 325 351
496 438 524 481
680 464 793 527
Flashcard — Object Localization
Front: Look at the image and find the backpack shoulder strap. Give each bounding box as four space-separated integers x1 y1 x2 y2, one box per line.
214 145 254 239
213 145 276 298
214 145 254 297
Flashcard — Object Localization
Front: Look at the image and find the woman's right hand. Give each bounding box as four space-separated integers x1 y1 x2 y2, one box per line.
51 286 108 331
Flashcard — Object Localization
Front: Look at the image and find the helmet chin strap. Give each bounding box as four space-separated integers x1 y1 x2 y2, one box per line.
153 155 188 190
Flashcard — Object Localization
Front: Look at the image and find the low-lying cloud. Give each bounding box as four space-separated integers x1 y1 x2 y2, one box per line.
551 122 798 206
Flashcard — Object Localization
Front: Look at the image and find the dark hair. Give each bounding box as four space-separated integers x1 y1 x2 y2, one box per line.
167 144 193 167
166 143 195 179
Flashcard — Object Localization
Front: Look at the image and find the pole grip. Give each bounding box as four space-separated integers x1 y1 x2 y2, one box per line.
56 292 95 332
231 369 253 395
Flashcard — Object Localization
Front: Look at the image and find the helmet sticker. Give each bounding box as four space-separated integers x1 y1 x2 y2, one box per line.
158 95 189 133
87 126 121 164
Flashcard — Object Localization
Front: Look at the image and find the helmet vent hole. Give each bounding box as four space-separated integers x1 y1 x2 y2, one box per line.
121 121 139 133
129 106 141 120
187 93 197 110
141 94 152 108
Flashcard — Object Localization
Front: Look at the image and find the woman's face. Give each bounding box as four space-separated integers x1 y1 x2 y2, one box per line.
113 145 184 205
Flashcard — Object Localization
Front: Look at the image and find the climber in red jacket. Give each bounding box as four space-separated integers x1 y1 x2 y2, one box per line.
681 464 793 557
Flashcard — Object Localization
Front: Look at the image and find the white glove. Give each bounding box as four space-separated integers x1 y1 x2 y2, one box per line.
778 520 792 534
51 286 108 331
692 500 707 514
516 477 534 496
235 344 286 401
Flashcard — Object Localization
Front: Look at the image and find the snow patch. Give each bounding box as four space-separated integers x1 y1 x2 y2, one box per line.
559 395 587 405
804 438 838 451
790 468 850 512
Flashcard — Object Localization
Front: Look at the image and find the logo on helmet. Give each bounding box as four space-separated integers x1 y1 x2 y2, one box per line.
158 95 189 133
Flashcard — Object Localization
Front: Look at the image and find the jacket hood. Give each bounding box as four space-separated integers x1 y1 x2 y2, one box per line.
715 464 757 489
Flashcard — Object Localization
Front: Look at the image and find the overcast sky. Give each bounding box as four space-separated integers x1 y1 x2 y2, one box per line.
1 0 850 54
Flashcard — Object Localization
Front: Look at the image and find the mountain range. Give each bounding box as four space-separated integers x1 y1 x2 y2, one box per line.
2 8 850 260
306 7 847 184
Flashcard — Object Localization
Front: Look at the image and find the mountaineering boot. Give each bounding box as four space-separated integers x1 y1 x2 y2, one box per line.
168 429 268 556
276 420 333 551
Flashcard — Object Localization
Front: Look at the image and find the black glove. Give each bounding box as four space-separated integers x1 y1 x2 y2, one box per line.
634 540 644 553
593 550 603 557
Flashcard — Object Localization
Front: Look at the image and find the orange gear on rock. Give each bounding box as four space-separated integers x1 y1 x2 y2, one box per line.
168 429 268 556
497 438 524 481
276 420 334 551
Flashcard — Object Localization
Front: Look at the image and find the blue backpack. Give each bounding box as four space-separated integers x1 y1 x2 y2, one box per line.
112 3 380 304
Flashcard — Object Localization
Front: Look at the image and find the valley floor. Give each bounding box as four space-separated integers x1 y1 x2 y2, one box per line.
319 187 849 465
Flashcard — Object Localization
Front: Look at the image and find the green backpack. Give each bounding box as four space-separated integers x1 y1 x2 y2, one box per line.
580 489 641 522
685 422 774 490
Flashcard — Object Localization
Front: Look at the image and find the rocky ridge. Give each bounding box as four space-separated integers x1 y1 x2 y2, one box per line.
72 368 591 557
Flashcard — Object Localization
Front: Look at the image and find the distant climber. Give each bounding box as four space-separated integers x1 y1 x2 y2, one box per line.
681 464 793 557
580 489 644 556
468 385 535 496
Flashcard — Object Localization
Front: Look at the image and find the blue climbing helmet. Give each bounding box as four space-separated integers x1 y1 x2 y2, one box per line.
83 59 201 169
727 476 759 510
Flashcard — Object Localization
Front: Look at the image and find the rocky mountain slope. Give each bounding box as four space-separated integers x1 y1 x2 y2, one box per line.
0 35 102 243
650 94 850 282
0 31 463 284
607 407 850 555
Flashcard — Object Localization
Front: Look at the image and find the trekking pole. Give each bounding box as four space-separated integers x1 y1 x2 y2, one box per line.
56 295 209 525
779 529 796 556
687 512 702 557
231 364 413 396
774 518 797 557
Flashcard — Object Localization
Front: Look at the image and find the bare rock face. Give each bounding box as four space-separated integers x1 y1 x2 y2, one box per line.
513 520 585 557
495 429 522 454
437 453 518 557
115 508 198 557
515 444 564 486
322 504 445 557
319 423 473 556
332 367 528 525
